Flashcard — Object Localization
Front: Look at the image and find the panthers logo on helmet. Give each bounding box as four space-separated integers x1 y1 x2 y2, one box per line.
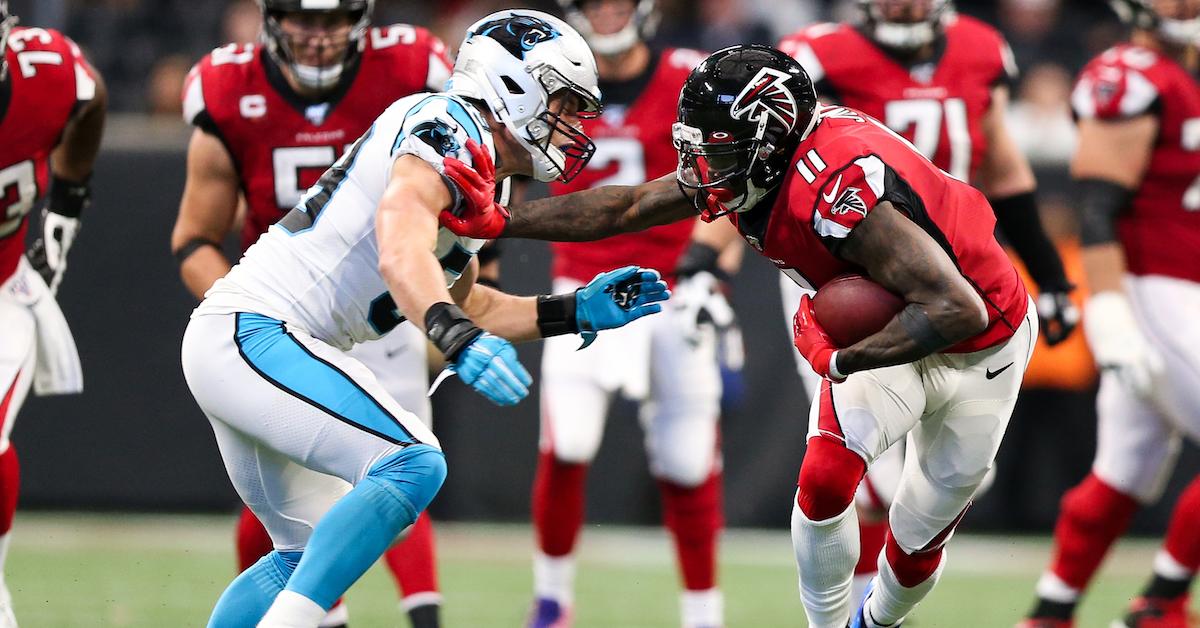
474 15 561 60
729 67 800 131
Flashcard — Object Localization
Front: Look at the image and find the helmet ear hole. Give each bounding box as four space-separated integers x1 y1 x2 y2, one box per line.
500 75 526 95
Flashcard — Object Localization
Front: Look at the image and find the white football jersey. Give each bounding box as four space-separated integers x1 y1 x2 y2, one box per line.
197 92 507 350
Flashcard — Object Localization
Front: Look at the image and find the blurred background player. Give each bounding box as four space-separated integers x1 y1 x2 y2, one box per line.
0 1 105 626
526 2 727 627
1020 1 1200 626
774 0 1078 604
169 1 451 626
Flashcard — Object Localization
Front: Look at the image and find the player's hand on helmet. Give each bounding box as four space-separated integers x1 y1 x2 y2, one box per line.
1036 286 1080 346
440 139 509 239
1083 291 1163 399
671 242 736 346
451 332 532 406
574 265 670 348
793 294 845 383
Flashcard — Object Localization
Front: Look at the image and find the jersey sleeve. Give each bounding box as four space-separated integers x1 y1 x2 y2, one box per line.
389 95 489 173
1071 52 1161 120
181 54 225 138
421 30 453 92
810 154 887 248
61 35 97 106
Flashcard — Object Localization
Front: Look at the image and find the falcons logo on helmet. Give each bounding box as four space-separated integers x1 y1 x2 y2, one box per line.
729 67 799 131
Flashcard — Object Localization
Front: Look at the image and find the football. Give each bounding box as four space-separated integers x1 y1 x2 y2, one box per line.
812 274 905 348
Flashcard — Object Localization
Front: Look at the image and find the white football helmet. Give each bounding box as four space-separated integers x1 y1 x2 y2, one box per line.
1111 0 1200 47
447 9 601 183
859 0 954 52
0 0 17 82
556 0 660 56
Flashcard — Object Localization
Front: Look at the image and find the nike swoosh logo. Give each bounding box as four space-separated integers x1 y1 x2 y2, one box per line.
985 362 1014 380
822 174 843 204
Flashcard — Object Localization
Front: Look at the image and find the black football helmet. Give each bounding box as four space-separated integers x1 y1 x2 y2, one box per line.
858 0 953 52
1110 0 1200 47
0 0 17 82
555 0 659 56
674 45 817 222
259 0 373 92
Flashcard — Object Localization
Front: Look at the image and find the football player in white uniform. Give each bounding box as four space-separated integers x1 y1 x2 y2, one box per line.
180 11 669 628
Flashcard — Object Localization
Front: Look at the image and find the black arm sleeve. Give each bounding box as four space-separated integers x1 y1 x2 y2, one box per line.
991 191 1070 291
1077 178 1136 247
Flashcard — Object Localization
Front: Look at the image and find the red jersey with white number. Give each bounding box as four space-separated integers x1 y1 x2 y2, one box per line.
548 48 707 285
0 27 96 283
182 25 452 251
734 106 1027 353
778 15 1016 183
1072 44 1200 285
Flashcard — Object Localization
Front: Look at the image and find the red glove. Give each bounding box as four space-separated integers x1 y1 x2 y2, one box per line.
440 139 510 239
793 295 846 382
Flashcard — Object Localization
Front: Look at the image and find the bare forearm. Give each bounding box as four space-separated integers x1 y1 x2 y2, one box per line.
382 247 456 333
1082 243 1127 295
462 285 541 342
836 299 986 374
180 248 231 301
505 178 694 241
52 94 106 182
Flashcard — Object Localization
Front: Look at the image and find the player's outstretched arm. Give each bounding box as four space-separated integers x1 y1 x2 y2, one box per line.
1071 115 1163 397
26 58 106 294
171 129 240 300
979 85 1077 345
825 202 989 375
440 139 696 241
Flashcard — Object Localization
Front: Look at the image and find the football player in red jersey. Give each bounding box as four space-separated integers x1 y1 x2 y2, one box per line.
440 44 1038 628
169 1 451 626
772 0 1077 603
1019 2 1200 627
525 3 727 627
0 1 106 625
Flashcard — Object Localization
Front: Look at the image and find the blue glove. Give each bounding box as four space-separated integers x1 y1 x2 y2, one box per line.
451 332 532 406
575 266 671 348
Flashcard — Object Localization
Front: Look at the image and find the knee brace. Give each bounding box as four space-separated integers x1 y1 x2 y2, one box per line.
367 444 447 516
796 436 867 521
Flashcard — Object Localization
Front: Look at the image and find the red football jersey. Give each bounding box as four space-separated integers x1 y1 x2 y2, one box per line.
548 48 707 285
778 15 1016 183
0 27 97 283
1072 44 1200 285
182 25 452 251
733 106 1028 354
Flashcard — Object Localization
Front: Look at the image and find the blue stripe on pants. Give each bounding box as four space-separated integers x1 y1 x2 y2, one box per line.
233 313 417 445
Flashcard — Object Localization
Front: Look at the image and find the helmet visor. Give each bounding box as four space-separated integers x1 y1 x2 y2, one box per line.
672 122 757 220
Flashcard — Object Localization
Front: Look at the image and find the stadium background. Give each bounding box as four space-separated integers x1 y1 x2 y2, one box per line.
2 1 1200 624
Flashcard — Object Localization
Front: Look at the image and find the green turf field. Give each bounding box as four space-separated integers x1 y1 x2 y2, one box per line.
4 513 1160 627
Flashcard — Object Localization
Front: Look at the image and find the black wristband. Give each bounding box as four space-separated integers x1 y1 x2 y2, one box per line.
990 190 1070 292
1077 178 1135 247
47 175 90 218
674 241 726 280
424 302 483 361
173 237 221 264
536 293 579 337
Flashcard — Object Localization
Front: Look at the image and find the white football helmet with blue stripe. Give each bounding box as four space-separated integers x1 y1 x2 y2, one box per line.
447 9 601 183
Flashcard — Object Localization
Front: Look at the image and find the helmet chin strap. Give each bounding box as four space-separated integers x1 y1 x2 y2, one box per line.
872 21 936 51
585 22 639 56
289 61 345 91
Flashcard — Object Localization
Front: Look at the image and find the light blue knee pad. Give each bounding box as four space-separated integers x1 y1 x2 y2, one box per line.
207 550 302 628
285 444 447 609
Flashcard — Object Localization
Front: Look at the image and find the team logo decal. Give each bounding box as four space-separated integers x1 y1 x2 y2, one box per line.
411 120 462 158
474 15 560 60
730 67 799 131
830 187 869 217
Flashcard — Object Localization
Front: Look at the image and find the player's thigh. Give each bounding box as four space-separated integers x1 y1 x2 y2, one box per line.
1094 371 1179 502
539 338 611 464
347 323 432 428
208 416 350 551
0 297 35 451
857 441 905 515
640 311 721 487
1132 276 1200 443
182 313 437 485
807 363 926 465
779 274 823 401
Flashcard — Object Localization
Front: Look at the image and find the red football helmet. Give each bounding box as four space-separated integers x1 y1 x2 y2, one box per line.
858 0 953 51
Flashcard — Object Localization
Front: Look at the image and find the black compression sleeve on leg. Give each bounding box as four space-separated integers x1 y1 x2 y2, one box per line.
991 191 1070 291
1077 178 1135 247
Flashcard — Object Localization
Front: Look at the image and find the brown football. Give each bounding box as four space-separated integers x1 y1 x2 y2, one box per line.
812 274 905 348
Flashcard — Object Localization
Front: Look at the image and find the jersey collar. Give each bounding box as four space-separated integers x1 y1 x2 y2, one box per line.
261 47 363 125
